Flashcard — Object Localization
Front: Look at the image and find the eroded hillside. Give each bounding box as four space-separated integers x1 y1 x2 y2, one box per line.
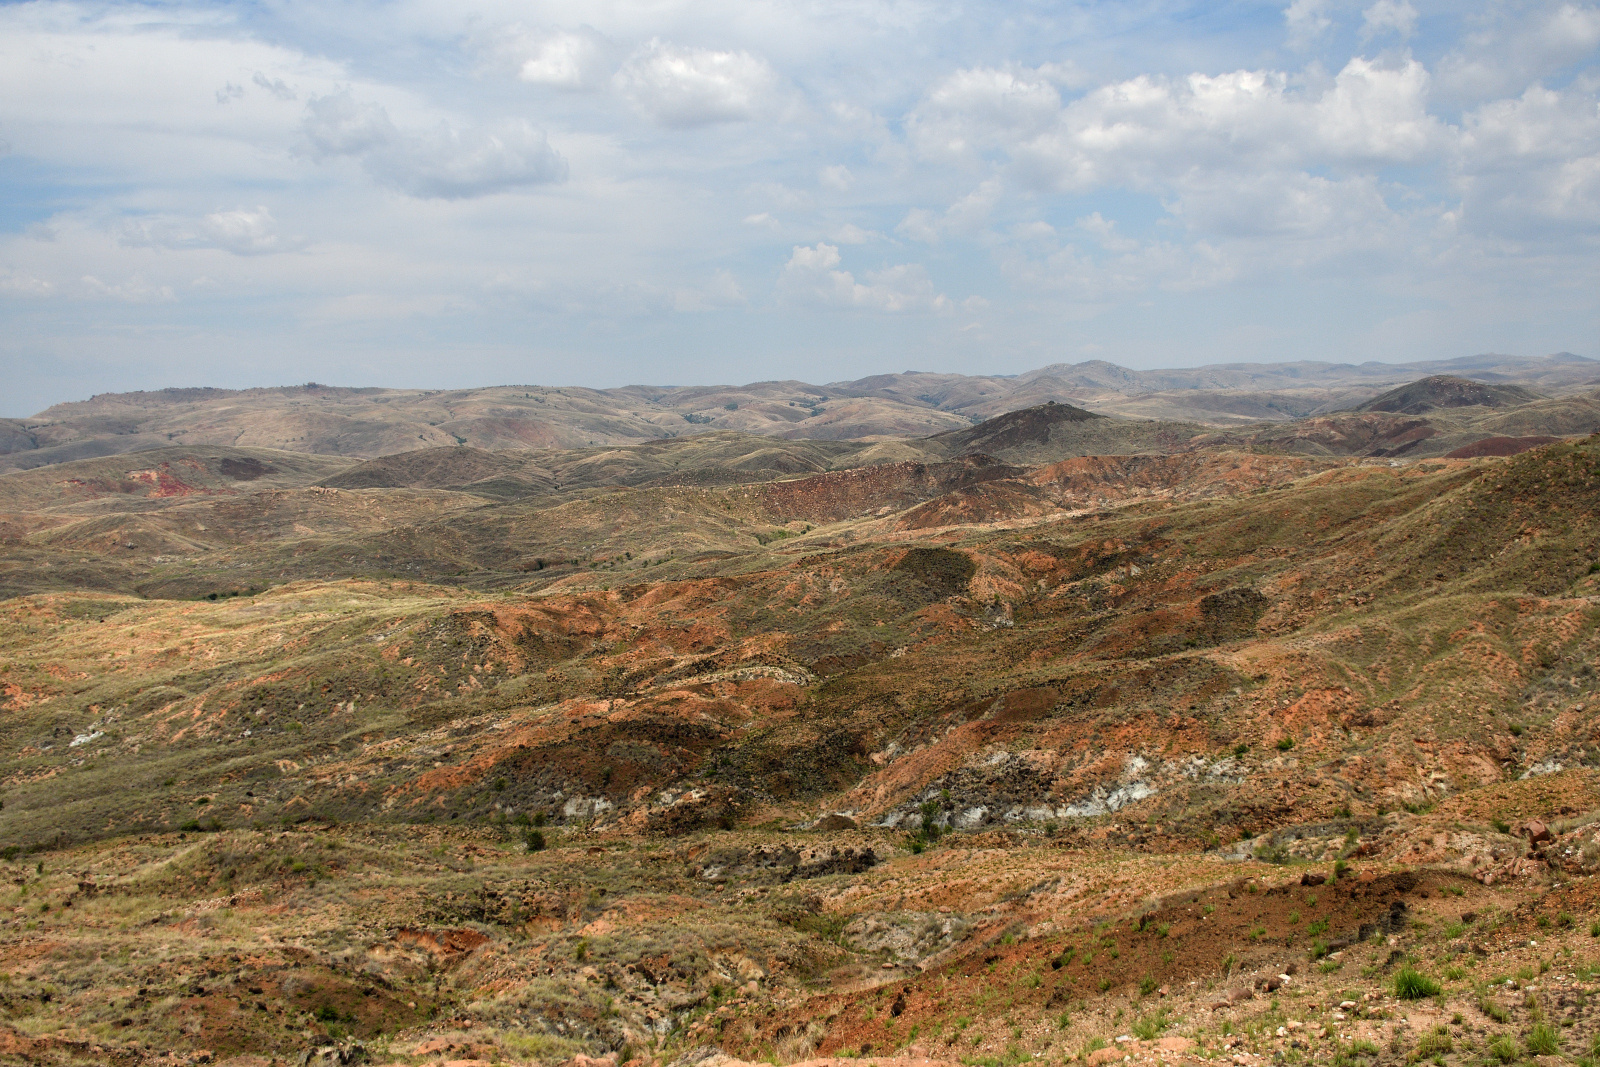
0 412 1597 1067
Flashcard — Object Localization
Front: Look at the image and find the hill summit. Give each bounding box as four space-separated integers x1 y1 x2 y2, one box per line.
1354 374 1543 415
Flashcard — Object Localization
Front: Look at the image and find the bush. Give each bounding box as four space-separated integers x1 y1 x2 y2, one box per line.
1276 737 1295 751
1139 975 1157 997
1525 1023 1561 1057
1410 1030 1452 1062
907 800 947 855
525 829 546 852
1487 1035 1519 1064
1394 967 1441 1000
1131 1011 1168 1040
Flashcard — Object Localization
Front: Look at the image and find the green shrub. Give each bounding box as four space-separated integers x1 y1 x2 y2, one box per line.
1139 975 1157 997
1131 1011 1168 1040
1276 737 1295 751
1410 1031 1453 1061
1479 997 1511 1024
1526 1024 1561 1057
1487 1035 1519 1064
1394 967 1441 1000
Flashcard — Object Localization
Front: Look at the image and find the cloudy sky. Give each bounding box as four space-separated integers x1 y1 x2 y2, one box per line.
1 0 1597 415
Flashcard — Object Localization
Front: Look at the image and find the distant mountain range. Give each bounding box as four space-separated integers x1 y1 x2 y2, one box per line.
2 352 1593 470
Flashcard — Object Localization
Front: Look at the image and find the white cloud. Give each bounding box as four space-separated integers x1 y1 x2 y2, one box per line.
513 27 612 90
201 207 295 255
1361 0 1418 41
301 91 395 157
1456 84 1600 237
81 274 176 303
1165 172 1398 242
819 164 853 190
252 71 297 101
832 223 881 243
1075 213 1136 253
674 269 748 310
778 243 950 312
908 66 1062 163
120 206 302 256
1284 0 1333 48
1435 2 1600 101
616 40 779 127
0 270 53 297
989 56 1443 195
897 179 1002 242
301 91 567 198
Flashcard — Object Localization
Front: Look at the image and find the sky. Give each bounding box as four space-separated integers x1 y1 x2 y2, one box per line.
1 0 1597 416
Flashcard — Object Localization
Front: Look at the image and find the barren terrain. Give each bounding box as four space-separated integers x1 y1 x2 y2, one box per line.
0 370 1598 1067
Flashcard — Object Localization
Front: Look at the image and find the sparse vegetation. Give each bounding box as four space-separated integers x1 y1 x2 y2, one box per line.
2 383 1599 1064
1394 967 1441 1000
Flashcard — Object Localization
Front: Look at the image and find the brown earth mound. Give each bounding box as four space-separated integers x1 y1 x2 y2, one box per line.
1355 375 1542 415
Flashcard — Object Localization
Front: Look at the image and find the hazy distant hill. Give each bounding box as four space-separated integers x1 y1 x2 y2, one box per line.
4 352 1593 470
1353 375 1544 415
